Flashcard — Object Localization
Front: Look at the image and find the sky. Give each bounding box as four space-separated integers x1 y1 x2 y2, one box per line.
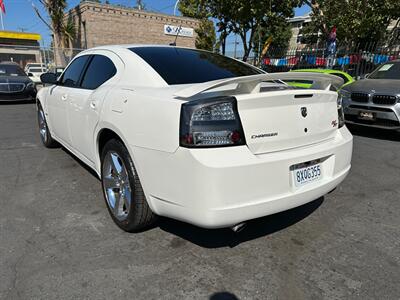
3 0 310 50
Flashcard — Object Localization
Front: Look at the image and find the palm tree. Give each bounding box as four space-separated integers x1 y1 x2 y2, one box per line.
33 0 75 66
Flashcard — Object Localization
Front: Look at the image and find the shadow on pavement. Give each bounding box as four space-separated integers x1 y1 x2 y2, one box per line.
158 197 324 249
347 124 400 142
210 292 240 300
0 100 35 105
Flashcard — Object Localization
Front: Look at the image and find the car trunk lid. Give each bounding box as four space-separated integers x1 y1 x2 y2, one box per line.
236 90 339 154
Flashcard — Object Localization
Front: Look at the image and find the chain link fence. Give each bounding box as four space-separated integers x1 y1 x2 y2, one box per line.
0 44 84 70
260 43 400 79
4 42 400 80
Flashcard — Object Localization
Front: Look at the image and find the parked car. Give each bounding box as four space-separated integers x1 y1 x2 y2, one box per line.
26 66 47 84
0 62 36 101
24 63 47 74
37 45 352 232
53 66 65 78
287 69 354 89
341 60 400 130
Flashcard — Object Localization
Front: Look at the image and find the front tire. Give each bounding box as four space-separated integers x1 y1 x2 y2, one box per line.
101 139 157 232
37 103 58 148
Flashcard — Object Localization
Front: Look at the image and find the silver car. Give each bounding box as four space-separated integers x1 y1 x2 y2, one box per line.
341 60 400 131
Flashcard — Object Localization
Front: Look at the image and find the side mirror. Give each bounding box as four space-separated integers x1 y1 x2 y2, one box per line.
28 73 34 77
40 72 58 84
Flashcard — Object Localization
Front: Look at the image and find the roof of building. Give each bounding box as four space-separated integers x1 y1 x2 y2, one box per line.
0 31 41 41
287 13 312 23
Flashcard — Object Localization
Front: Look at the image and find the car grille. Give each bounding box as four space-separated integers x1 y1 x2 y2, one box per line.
372 95 398 105
351 92 369 103
0 83 25 93
346 115 400 128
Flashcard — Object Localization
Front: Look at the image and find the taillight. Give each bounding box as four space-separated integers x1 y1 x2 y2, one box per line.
180 97 246 148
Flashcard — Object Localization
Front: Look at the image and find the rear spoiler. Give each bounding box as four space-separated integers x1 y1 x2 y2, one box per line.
174 72 344 100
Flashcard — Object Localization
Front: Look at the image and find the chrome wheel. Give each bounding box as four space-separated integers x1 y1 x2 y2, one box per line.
102 151 133 221
38 108 47 143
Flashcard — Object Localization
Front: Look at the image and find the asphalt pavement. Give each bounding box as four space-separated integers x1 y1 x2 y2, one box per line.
0 102 399 300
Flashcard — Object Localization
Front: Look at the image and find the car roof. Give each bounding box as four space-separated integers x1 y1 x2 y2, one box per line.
0 61 20 66
85 44 200 53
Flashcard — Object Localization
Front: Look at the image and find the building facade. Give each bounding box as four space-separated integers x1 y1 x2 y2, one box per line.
66 1 201 49
287 14 312 49
0 31 41 67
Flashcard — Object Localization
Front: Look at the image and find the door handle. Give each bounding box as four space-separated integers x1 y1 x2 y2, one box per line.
90 100 97 110
61 94 68 101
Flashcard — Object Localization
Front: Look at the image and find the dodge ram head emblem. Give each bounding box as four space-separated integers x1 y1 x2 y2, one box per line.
301 107 308 118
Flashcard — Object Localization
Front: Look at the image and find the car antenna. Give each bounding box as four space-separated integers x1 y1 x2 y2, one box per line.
169 25 182 46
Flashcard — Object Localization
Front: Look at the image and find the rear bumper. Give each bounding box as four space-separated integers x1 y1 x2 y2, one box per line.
131 127 353 228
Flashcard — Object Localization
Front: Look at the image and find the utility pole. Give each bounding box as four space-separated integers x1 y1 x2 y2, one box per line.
174 0 180 16
137 0 143 10
233 35 238 59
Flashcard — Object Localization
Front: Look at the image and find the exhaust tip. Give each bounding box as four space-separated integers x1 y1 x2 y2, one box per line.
231 222 246 233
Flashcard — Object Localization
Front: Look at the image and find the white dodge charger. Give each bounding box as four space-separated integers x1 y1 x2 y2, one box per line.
37 45 353 232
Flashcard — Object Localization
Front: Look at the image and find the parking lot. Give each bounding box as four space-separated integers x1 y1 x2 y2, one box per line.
0 102 399 299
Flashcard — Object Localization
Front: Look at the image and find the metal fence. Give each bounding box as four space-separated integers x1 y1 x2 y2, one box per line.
261 43 400 79
0 44 84 69
4 42 400 79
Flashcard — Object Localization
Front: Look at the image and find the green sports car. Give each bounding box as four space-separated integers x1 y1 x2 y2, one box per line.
287 69 354 89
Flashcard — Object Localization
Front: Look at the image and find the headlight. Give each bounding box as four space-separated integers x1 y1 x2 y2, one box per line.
26 82 35 89
338 89 351 101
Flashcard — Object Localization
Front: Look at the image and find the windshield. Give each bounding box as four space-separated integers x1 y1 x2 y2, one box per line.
29 68 45 73
129 47 263 85
0 65 26 77
369 62 400 80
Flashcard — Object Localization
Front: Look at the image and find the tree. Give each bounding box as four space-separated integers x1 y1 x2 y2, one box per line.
33 0 75 66
252 14 293 59
209 0 301 61
178 0 217 51
302 0 400 48
195 19 216 51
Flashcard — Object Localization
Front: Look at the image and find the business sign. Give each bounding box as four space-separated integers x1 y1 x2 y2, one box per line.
164 25 194 38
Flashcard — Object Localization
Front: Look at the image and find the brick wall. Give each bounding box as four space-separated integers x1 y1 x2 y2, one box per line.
66 2 201 49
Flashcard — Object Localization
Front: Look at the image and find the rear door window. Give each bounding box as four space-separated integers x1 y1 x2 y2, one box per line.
80 55 117 90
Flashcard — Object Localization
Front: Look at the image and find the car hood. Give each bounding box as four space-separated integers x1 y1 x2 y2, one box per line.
343 79 400 95
0 75 32 84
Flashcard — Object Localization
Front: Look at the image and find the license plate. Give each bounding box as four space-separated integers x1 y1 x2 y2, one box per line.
293 163 322 187
358 111 375 121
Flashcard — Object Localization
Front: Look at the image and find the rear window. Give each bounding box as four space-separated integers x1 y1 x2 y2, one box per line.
29 68 44 72
129 47 262 85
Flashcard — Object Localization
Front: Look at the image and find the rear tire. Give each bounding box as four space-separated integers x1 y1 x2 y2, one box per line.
101 139 157 232
37 103 58 148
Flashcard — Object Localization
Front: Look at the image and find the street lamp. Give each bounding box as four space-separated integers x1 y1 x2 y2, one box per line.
173 0 180 16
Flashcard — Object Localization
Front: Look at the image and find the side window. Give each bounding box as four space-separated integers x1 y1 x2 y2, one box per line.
60 55 90 87
80 55 117 90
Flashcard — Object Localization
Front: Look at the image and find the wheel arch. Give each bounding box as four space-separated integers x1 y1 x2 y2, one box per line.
95 125 131 175
95 126 157 213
